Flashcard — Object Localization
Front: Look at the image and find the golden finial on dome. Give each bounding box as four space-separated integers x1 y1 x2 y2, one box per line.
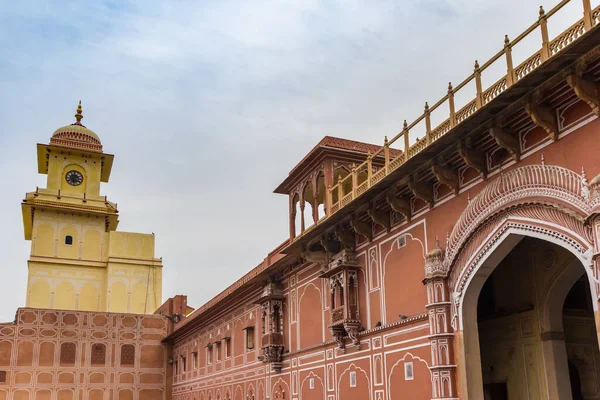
75 101 83 124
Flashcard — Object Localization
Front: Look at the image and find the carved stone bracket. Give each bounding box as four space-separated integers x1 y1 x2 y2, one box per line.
350 217 373 242
408 176 434 208
457 140 487 178
367 205 391 232
320 237 340 255
262 345 284 373
385 188 411 221
301 250 327 266
335 226 356 250
489 123 521 161
566 67 600 116
431 160 459 195
331 326 346 353
343 321 361 350
524 96 558 141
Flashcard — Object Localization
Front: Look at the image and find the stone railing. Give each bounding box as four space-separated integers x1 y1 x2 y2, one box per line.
298 0 599 235
331 307 345 324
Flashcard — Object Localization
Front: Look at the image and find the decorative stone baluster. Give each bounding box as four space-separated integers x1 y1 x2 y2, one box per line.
424 103 431 146
403 121 410 159
474 60 483 109
448 84 456 127
583 0 593 30
384 136 390 172
504 35 515 87
539 6 550 61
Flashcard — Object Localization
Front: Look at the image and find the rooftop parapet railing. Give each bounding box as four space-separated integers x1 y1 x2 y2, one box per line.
317 0 599 230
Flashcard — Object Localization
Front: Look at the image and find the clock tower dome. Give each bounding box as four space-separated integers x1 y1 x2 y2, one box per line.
21 103 163 313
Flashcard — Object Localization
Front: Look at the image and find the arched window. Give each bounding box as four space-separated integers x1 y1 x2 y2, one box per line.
60 342 76 365
65 235 73 245
120 344 135 366
91 343 106 365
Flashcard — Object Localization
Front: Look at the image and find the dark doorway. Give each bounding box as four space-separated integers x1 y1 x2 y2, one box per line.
483 382 508 400
568 361 584 400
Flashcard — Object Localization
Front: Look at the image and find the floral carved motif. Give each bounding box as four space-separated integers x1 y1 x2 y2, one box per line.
445 164 591 274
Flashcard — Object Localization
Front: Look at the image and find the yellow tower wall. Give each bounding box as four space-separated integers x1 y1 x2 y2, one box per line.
26 261 106 311
26 197 162 314
24 110 163 315
45 151 103 196
105 231 163 314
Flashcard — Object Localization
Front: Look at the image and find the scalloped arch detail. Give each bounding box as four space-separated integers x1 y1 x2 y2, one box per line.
445 164 590 272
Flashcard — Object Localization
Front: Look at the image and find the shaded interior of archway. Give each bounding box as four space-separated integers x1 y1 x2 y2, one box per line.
475 237 600 400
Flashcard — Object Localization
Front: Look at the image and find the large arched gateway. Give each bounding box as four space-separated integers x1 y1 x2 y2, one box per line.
434 164 600 399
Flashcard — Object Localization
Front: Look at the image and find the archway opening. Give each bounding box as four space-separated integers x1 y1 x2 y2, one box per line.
464 236 600 400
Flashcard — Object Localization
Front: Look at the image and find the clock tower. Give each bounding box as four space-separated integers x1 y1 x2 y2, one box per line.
21 102 163 313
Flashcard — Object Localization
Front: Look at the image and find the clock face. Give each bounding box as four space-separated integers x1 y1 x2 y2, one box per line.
65 170 83 186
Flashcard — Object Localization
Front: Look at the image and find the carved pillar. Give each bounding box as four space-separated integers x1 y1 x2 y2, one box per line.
290 196 297 240
320 249 361 352
300 202 306 233
256 280 285 373
423 244 457 400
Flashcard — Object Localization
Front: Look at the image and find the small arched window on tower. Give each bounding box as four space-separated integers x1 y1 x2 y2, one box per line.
120 344 135 366
65 235 73 245
90 343 106 366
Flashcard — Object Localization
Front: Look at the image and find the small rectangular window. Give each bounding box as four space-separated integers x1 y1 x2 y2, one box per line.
0 371 7 383
181 356 186 372
350 371 357 387
215 342 221 362
404 362 414 380
224 337 231 358
246 327 255 350
65 235 73 245
173 360 178 375
207 345 212 365
309 378 315 389
192 352 198 369
397 235 406 248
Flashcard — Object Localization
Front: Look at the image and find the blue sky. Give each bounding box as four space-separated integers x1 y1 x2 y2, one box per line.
0 0 589 319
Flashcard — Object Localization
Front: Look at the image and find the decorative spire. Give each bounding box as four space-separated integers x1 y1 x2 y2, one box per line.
403 120 408 130
424 102 429 112
75 101 83 124
448 82 453 92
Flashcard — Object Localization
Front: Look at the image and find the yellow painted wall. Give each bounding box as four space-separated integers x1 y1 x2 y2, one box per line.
46 152 102 196
106 257 162 314
26 262 105 311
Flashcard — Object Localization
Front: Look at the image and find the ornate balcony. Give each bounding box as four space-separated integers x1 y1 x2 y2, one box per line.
255 280 285 373
320 249 362 352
